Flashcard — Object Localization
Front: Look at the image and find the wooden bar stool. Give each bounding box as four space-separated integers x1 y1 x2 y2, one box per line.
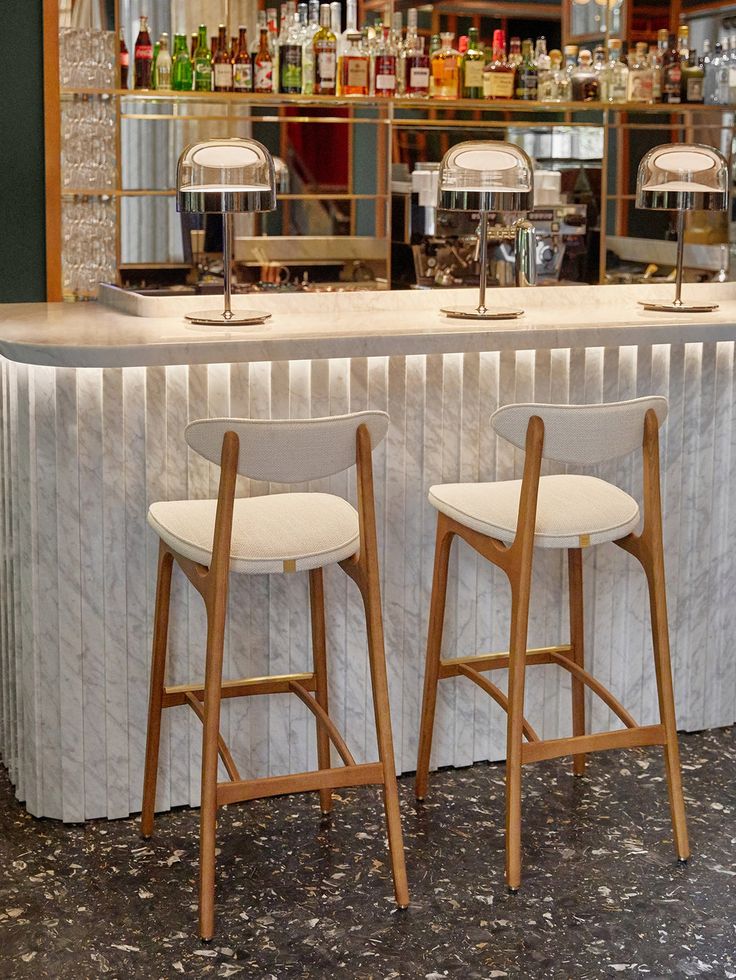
416 397 689 892
140 411 409 939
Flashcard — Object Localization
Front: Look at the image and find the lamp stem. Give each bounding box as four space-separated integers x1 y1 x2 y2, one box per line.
223 212 234 320
674 209 685 308
477 210 488 315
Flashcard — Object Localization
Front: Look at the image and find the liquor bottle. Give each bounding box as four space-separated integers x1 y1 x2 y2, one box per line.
535 37 550 75
508 37 523 71
559 44 578 101
119 28 129 89
592 44 606 80
154 33 172 91
134 15 153 90
399 7 419 96
430 32 460 99
628 42 653 103
330 1 341 36
302 0 320 94
254 26 274 92
172 33 193 92
728 36 736 103
193 24 213 91
515 38 538 101
250 9 266 70
599 38 628 102
339 0 358 60
571 49 598 101
404 35 430 97
391 11 405 95
705 41 728 104
190 33 197 60
280 7 303 93
313 4 337 95
682 50 705 103
538 48 563 102
213 24 233 91
374 24 397 96
462 26 484 99
233 27 252 92
677 24 689 63
483 30 514 100
339 31 369 95
661 33 682 104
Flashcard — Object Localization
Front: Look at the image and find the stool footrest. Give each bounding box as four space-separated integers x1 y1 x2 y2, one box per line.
521 724 666 765
163 671 317 706
439 645 570 677
216 761 385 806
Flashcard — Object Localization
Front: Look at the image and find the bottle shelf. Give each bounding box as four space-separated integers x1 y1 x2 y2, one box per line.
59 88 736 114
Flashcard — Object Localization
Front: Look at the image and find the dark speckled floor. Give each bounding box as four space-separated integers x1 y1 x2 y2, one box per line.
1 727 735 979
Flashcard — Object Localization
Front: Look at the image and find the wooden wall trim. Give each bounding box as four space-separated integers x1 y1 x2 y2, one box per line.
43 0 62 302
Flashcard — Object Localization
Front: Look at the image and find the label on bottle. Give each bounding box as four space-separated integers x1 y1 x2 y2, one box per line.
346 57 368 89
516 70 538 99
463 60 484 88
120 52 130 67
214 63 233 87
316 50 336 84
628 71 652 102
484 71 514 98
376 72 396 90
281 44 302 90
663 63 681 101
729 66 736 87
233 62 252 90
686 76 704 102
255 63 273 90
136 45 153 60
409 66 429 89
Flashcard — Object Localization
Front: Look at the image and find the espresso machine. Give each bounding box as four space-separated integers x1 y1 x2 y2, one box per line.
391 162 590 289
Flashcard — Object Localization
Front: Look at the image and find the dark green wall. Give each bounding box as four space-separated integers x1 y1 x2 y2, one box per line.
1 4 46 302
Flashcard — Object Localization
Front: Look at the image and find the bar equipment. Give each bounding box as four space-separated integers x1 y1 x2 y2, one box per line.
636 142 728 313
177 137 277 325
436 141 536 319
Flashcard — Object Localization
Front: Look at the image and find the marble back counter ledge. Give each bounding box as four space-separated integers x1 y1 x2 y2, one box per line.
1 281 734 821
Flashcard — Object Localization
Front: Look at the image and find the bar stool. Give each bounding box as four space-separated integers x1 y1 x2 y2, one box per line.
140 411 409 939
415 397 689 892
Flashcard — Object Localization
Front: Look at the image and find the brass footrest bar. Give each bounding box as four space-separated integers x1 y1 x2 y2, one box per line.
216 761 385 806
457 665 540 742
163 671 317 707
521 724 666 765
439 645 571 678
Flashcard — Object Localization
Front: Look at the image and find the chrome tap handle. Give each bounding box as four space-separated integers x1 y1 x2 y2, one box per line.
514 220 537 287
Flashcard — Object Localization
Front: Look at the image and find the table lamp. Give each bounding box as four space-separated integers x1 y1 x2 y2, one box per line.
636 142 729 313
177 137 277 326
437 141 536 320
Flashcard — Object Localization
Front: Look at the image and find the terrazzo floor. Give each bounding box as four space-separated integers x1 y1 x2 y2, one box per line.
1 727 735 980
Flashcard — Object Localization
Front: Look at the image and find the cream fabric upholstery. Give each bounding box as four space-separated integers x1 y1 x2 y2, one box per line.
491 397 668 465
148 492 359 574
428 474 640 549
185 411 389 482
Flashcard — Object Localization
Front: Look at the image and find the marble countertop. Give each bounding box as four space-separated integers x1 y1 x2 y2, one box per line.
2 282 736 368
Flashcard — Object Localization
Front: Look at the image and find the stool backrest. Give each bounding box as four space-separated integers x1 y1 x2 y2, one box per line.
185 411 389 482
491 396 668 465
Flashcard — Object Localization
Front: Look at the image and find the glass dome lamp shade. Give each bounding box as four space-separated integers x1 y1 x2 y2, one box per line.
635 143 729 313
437 141 536 321
176 138 277 327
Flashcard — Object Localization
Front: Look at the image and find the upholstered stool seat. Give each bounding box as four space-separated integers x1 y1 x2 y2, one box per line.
148 493 360 574
428 474 640 549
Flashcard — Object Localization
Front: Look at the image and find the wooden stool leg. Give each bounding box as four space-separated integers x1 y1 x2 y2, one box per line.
505 575 533 893
361 571 410 909
568 549 586 776
415 516 454 801
199 588 229 941
141 543 174 838
309 567 332 815
644 543 690 862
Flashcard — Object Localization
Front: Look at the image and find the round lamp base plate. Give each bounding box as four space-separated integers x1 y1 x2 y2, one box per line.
441 306 524 321
185 310 272 326
638 301 719 314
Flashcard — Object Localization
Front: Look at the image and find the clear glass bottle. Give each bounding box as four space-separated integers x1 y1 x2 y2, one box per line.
430 32 460 99
538 48 563 102
535 37 550 73
728 36 736 103
599 38 628 102
339 31 369 95
193 23 213 92
213 24 233 91
302 0 320 94
628 42 653 103
706 41 728 104
374 24 397 96
462 26 484 99
153 32 172 91
313 4 337 94
559 44 578 101
339 0 358 61
483 29 514 100
404 35 429 97
515 38 538 100
330 1 341 37
571 49 599 101
682 50 705 103
399 7 419 96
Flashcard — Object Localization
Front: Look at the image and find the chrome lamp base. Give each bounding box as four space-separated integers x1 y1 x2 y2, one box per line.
638 300 718 314
441 305 524 320
185 309 272 326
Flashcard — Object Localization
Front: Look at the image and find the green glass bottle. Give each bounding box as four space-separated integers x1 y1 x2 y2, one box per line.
193 23 213 91
462 26 484 98
172 33 193 91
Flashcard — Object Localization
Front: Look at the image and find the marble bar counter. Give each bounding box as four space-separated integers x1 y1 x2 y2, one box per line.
1 281 735 821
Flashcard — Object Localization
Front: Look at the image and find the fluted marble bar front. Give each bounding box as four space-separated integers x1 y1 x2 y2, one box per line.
1 283 735 820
